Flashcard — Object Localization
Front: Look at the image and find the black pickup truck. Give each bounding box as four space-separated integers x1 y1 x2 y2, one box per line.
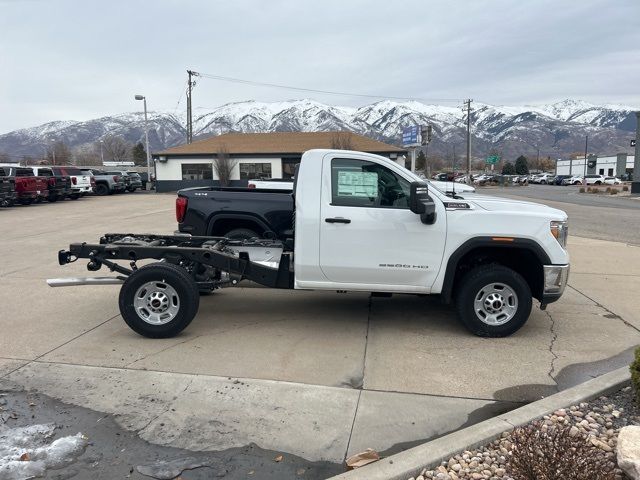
0 167 17 207
177 186 293 239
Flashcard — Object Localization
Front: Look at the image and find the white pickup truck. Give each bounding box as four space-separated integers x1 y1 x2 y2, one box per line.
50 149 569 339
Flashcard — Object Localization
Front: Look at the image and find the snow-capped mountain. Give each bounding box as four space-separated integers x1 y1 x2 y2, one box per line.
0 99 636 160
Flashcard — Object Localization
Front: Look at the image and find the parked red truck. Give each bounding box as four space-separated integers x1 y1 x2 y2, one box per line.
0 165 40 205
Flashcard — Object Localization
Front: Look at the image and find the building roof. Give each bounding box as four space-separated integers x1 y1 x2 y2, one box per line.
155 131 406 156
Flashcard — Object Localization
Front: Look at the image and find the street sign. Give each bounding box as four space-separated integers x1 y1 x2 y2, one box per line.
632 140 637 147
402 126 420 147
485 155 499 164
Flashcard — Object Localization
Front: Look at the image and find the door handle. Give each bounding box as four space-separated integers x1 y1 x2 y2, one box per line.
325 217 351 224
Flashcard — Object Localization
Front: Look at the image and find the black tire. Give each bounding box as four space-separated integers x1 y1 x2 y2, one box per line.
69 193 80 200
19 198 33 205
128 187 137 192
595 181 601 185
455 265 532 337
540 180 546 185
48 195 58 203
225 228 259 240
119 263 200 338
95 184 109 196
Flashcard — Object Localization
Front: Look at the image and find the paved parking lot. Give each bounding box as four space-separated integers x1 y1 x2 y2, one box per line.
482 184 640 244
1 193 640 470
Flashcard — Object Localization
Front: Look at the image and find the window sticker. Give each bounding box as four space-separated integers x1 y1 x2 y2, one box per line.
337 171 378 198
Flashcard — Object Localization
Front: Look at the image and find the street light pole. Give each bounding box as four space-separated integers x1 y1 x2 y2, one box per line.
135 95 152 189
99 140 104 164
632 112 640 195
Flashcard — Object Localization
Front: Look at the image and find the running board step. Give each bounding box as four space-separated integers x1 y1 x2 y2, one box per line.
46 277 125 287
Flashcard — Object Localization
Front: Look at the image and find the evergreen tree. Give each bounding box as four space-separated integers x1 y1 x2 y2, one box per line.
416 150 426 171
132 142 146 165
502 162 516 175
515 155 529 175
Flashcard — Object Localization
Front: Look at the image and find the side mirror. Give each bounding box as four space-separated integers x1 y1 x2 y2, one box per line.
409 181 437 224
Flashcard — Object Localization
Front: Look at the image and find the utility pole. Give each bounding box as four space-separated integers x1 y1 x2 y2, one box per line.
186 70 198 144
583 135 588 177
632 112 640 194
463 99 472 182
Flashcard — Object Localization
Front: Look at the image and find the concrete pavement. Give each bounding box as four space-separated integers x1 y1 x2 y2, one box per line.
1 193 639 467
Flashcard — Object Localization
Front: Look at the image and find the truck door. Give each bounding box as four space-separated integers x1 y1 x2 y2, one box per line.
319 155 446 291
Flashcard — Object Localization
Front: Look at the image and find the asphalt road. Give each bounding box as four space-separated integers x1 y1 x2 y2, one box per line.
477 184 640 244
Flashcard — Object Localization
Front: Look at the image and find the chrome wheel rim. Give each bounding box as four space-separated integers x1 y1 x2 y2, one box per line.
473 282 518 326
133 281 180 325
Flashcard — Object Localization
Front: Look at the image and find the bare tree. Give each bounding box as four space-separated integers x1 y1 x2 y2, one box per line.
213 145 237 187
46 141 73 165
330 132 355 150
101 135 133 162
73 144 102 166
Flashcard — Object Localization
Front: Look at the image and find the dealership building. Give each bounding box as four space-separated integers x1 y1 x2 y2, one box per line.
152 131 407 192
555 152 635 178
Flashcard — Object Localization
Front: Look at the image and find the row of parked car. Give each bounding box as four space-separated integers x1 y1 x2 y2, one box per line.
432 171 626 187
0 164 148 207
528 173 623 186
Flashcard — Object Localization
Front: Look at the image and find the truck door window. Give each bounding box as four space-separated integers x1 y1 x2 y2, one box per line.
331 158 410 209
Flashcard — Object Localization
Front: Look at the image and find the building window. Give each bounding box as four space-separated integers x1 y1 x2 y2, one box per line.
599 168 604 175
282 158 301 179
239 163 272 180
608 168 614 176
181 164 212 180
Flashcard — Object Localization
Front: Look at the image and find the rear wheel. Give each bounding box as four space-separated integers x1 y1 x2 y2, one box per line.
69 193 80 200
119 263 200 338
455 265 532 337
225 228 259 240
95 184 109 196
48 195 58 203
19 198 33 205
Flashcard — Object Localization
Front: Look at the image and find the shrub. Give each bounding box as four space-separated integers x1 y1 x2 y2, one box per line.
605 187 611 193
507 421 615 480
586 187 592 192
591 188 599 194
631 346 640 404
610 189 618 195
623 185 629 192
579 187 585 193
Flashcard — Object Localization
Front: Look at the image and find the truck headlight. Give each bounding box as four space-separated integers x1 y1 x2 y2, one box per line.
550 220 568 248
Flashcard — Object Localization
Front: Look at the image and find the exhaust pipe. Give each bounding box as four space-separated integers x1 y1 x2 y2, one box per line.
46 277 125 287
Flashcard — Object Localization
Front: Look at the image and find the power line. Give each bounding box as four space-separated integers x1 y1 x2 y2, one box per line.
192 71 462 104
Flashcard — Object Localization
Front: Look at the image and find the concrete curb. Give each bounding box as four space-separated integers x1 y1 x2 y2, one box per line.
329 366 630 480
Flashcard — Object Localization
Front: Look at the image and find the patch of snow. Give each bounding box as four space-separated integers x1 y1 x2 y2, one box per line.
0 423 88 480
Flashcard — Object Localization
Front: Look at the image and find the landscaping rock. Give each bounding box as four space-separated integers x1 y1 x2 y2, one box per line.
617 425 640 479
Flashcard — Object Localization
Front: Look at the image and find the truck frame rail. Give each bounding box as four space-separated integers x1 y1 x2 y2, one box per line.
57 233 294 290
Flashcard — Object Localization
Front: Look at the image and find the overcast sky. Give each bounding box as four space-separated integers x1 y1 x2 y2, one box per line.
1 0 639 133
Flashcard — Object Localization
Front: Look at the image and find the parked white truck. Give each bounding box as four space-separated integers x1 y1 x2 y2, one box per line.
49 149 569 338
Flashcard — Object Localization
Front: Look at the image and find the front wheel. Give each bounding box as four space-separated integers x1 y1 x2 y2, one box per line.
119 263 200 338
455 265 532 337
